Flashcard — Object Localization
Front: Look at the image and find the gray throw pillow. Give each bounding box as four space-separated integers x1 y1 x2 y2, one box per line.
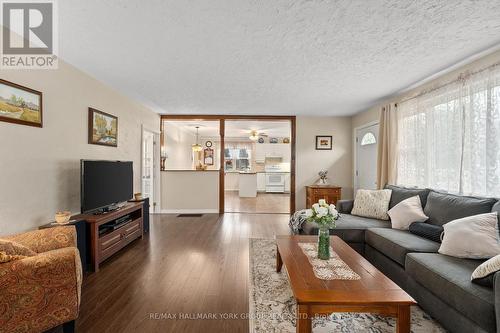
408 222 443 243
424 191 497 226
384 185 430 210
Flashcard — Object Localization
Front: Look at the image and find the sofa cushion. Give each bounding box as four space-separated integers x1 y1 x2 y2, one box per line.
351 189 392 220
385 184 430 209
301 214 390 243
408 222 443 243
439 212 500 259
492 201 500 223
365 228 440 266
406 253 494 331
423 190 497 226
388 196 428 230
336 200 354 214
472 254 500 287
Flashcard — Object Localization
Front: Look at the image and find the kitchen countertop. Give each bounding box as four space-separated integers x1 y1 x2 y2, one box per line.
225 170 291 174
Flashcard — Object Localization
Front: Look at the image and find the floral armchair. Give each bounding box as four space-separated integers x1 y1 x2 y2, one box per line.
0 226 82 333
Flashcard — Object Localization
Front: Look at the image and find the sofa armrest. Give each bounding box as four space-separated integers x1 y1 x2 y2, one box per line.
337 199 354 214
494 272 500 332
0 247 82 333
5 226 77 253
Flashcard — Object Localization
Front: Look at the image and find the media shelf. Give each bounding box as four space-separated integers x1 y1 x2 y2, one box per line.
72 202 143 272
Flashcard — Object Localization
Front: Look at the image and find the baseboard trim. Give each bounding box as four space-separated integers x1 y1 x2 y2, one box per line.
159 209 219 214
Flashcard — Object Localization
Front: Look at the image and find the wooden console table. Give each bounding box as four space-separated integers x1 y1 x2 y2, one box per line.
306 185 342 208
72 202 143 272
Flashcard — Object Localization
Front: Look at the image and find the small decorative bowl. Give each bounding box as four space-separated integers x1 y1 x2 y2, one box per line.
134 193 143 201
55 211 71 224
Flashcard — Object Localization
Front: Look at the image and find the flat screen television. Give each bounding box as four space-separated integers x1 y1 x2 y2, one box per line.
81 160 133 213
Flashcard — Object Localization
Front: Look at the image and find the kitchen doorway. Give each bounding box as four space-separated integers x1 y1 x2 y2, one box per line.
160 115 296 214
224 120 292 214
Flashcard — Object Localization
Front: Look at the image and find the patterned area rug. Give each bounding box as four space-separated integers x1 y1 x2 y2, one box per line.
249 238 446 332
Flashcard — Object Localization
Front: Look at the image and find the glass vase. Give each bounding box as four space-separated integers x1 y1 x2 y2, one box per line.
317 225 330 260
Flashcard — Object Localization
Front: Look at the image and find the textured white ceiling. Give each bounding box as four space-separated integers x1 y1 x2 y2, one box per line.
59 0 500 116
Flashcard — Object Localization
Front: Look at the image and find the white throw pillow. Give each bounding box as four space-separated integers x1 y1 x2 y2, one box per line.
388 196 428 230
471 254 500 287
439 212 500 259
351 189 392 220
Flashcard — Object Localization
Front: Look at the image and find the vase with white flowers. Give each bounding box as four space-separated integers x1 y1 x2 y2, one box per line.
305 199 340 260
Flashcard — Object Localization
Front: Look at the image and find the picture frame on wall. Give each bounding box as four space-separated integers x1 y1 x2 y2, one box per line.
204 148 214 165
315 135 332 150
88 107 118 147
0 78 42 128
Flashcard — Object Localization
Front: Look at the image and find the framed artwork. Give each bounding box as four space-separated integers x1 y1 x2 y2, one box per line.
88 107 118 147
316 135 332 150
204 148 214 165
0 78 42 127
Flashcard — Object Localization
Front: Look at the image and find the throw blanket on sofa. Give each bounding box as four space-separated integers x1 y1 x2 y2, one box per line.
289 210 309 234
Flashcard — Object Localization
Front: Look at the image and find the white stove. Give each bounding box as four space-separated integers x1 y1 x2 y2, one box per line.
265 165 285 192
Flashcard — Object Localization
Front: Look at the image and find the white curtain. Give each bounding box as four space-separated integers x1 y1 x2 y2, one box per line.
396 64 500 197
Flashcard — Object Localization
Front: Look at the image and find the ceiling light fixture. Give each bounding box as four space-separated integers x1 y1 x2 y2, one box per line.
249 130 259 141
192 126 202 152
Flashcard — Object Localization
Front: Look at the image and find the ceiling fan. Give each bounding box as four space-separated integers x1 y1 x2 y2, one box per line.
248 130 269 141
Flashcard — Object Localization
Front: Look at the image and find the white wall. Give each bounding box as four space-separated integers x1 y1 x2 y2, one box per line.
0 60 159 236
295 116 353 210
163 122 195 170
161 171 219 213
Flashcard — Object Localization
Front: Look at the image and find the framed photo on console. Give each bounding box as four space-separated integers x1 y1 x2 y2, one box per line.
0 79 42 128
88 107 118 147
316 135 332 150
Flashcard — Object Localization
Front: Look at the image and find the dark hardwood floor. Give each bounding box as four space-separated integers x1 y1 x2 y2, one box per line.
76 213 291 333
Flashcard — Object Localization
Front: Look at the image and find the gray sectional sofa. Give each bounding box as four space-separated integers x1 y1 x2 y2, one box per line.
298 185 500 333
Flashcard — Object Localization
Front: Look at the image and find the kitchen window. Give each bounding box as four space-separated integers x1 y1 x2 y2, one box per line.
225 143 252 172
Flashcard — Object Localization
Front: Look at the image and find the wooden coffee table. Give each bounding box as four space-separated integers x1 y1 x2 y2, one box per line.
276 235 416 333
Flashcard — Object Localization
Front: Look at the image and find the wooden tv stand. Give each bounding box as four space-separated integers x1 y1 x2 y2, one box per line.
73 202 143 272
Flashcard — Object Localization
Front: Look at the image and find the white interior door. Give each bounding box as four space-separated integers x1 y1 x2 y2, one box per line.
356 123 379 191
142 129 156 212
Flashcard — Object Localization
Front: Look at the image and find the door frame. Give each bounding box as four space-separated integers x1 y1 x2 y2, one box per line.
353 120 379 192
160 115 296 214
141 125 161 214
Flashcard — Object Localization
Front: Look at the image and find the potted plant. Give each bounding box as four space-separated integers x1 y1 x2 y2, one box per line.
305 199 340 260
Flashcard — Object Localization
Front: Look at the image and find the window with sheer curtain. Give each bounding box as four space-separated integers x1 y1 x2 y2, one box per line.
396 65 500 197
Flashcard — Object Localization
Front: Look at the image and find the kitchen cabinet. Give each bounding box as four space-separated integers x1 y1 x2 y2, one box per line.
255 143 291 163
255 146 266 163
225 172 239 190
257 173 266 192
